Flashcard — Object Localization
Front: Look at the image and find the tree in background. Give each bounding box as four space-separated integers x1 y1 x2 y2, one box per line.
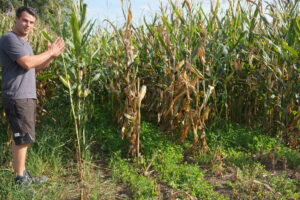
0 0 72 21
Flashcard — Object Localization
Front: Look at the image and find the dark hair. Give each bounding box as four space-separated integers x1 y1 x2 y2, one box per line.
16 6 37 19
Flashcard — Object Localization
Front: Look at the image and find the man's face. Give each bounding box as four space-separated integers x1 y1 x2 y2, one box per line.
15 11 36 37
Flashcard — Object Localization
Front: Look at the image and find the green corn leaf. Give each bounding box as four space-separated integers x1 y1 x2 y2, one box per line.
199 5 209 25
212 0 220 22
249 5 259 43
170 1 185 24
70 11 81 56
161 16 172 34
92 73 101 82
80 3 87 29
82 20 96 48
59 75 70 89
225 71 234 83
282 41 299 57
296 16 300 31
41 31 54 43
229 31 246 52
49 17 58 33
287 18 297 46
146 23 170 56
37 73 56 81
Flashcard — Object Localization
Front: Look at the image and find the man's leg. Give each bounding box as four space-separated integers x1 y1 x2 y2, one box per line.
4 99 47 184
12 142 29 176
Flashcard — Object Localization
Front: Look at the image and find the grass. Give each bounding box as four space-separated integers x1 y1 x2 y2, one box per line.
0 93 122 200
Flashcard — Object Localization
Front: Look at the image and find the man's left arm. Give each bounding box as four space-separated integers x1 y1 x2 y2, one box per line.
35 57 54 72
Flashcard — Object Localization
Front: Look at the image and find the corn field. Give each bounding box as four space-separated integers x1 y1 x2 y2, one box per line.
0 0 299 163
99 0 300 155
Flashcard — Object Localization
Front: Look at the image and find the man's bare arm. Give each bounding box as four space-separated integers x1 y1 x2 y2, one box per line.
16 37 64 70
35 57 54 72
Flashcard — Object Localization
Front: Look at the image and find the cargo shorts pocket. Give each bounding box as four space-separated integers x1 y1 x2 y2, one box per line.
13 131 34 145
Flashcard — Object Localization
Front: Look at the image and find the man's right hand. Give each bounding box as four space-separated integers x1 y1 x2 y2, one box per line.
48 37 65 58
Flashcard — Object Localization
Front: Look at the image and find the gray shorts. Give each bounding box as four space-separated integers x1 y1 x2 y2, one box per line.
3 98 36 145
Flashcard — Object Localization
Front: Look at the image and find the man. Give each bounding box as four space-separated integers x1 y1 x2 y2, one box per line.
0 6 64 185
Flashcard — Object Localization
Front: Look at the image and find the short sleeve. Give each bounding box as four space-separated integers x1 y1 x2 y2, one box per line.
2 34 29 62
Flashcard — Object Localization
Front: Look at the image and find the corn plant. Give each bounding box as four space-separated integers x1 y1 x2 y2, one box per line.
102 2 147 157
57 0 97 178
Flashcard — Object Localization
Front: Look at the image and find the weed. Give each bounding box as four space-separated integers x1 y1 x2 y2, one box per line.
109 151 158 199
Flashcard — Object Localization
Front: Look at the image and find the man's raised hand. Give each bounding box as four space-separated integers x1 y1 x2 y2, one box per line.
48 37 65 58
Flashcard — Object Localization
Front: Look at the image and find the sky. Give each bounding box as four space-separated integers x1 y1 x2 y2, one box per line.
84 0 274 27
85 0 217 26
